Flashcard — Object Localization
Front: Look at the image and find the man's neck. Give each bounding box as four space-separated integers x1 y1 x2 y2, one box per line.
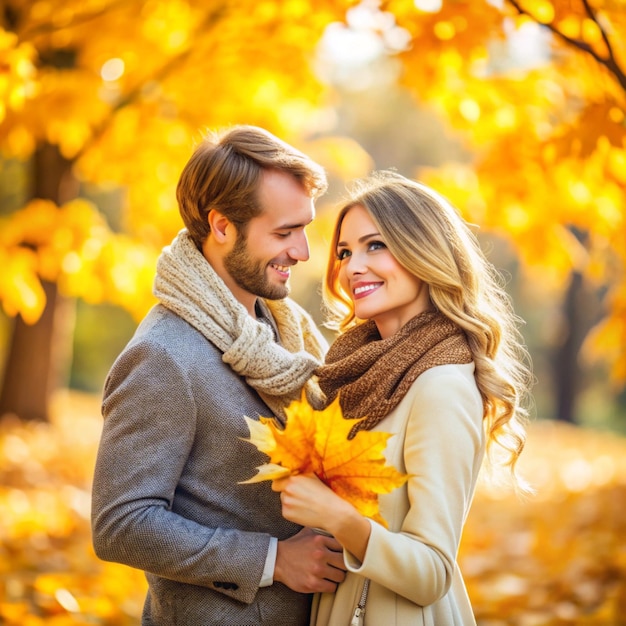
255 299 280 343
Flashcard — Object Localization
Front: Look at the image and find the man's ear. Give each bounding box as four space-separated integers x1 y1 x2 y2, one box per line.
207 209 232 243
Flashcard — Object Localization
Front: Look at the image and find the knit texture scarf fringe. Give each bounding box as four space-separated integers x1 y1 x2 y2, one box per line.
317 310 473 438
153 230 327 420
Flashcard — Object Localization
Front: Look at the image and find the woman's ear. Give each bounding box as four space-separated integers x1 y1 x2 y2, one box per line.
208 209 232 243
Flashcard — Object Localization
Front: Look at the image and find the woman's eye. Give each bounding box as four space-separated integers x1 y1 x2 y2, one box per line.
337 248 351 260
368 240 386 251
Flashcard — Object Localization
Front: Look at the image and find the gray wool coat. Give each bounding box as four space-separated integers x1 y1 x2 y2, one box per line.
91 304 312 625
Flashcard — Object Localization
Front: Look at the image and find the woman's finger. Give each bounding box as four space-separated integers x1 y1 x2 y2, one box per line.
271 477 287 492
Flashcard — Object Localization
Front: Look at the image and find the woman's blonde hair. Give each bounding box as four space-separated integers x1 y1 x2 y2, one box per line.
323 171 533 489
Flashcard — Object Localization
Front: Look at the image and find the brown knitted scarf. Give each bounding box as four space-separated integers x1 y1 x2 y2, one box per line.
317 310 473 438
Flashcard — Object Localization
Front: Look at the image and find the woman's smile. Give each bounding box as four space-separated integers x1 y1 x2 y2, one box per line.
352 282 383 299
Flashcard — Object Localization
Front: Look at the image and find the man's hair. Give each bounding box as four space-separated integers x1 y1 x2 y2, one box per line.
176 125 328 247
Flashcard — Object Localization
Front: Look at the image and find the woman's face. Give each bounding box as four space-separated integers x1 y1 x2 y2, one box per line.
336 204 431 339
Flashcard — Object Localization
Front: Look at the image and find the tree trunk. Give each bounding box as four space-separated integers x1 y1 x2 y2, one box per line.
553 271 583 422
0 281 75 421
0 143 78 421
552 269 602 423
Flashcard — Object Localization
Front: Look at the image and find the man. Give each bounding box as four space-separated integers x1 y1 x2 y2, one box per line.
91 125 346 625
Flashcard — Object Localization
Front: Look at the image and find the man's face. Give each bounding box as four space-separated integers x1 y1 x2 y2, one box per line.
224 169 315 300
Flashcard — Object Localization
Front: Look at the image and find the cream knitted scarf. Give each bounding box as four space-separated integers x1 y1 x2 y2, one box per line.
153 229 327 421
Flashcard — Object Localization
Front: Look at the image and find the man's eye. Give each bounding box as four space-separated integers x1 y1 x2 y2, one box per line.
337 249 350 260
276 232 291 238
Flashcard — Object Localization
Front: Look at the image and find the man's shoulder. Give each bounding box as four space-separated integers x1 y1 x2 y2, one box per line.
136 303 195 333
127 304 222 362
105 305 232 396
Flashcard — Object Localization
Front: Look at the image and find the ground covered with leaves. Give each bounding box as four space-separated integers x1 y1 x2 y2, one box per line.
1 392 625 625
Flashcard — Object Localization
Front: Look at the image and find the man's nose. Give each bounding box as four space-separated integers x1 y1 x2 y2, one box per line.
288 231 310 262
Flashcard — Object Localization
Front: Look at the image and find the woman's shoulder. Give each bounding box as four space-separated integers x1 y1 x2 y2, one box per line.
404 362 482 414
414 362 476 387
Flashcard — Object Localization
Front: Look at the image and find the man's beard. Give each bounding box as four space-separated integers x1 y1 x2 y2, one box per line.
223 233 290 300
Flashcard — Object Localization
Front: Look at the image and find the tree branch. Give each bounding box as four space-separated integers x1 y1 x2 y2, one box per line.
581 0 621 77
582 0 616 62
17 0 135 42
506 0 626 92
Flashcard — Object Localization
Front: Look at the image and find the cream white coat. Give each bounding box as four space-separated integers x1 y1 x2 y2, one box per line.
311 363 485 626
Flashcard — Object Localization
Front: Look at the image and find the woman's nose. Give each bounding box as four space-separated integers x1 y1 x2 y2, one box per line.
345 251 366 276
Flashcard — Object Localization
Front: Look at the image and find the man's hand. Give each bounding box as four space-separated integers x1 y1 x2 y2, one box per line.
274 527 347 593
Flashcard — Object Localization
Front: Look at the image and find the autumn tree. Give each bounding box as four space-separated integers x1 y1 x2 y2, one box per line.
1 0 625 425
361 0 625 421
0 0 362 421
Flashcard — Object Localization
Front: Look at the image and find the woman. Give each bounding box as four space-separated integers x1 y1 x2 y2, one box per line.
273 171 532 625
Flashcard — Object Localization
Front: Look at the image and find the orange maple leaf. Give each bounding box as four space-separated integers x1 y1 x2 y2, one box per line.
240 393 409 527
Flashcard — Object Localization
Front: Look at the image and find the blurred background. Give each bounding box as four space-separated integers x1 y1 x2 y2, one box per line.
1 0 625 624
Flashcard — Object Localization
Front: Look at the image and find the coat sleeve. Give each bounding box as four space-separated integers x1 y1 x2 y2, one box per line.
344 365 485 606
91 339 270 605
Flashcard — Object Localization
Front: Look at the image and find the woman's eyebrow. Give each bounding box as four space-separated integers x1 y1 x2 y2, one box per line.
337 232 381 247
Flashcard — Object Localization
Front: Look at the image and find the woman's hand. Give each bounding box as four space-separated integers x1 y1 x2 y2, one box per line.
272 474 372 561
272 474 341 531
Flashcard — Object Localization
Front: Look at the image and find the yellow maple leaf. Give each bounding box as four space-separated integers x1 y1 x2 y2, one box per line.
240 393 409 527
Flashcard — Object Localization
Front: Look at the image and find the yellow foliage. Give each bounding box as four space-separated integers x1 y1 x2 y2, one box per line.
240 394 409 527
0 0 365 330
2 392 626 623
0 199 158 323
1 0 625 385
0 29 38 124
383 0 626 385
461 420 626 623
0 391 147 625
527 0 556 24
0 247 46 324
303 135 375 182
